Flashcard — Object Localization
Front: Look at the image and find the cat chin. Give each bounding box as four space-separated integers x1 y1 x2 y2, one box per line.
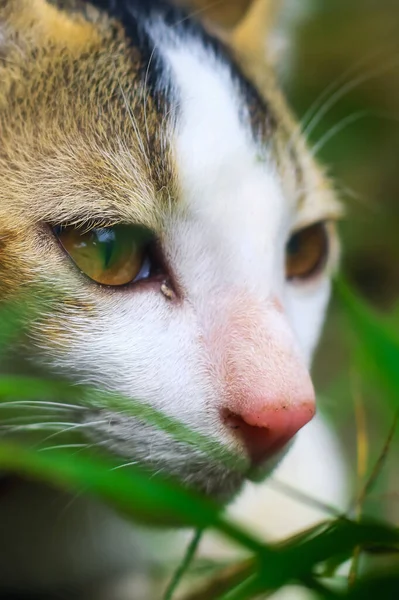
82 410 288 508
171 462 246 505
81 410 248 503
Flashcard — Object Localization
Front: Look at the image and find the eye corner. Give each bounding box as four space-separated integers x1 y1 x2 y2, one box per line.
52 223 64 236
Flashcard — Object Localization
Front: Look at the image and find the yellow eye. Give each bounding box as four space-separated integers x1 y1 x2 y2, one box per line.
54 224 155 286
286 222 329 281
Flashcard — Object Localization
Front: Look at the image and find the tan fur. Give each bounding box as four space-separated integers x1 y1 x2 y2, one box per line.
0 0 176 299
232 0 280 48
1 0 102 52
0 3 344 596
0 0 341 310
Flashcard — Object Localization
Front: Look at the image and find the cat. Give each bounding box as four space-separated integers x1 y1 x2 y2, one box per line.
0 0 344 597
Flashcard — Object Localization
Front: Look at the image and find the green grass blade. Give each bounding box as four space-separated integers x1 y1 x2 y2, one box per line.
0 442 266 553
342 573 399 599
0 375 246 473
335 277 399 407
217 519 399 598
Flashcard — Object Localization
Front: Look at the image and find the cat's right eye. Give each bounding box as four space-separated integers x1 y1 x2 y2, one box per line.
53 224 157 287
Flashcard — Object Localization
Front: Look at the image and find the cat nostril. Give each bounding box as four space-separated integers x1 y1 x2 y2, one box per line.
223 409 277 465
221 403 314 466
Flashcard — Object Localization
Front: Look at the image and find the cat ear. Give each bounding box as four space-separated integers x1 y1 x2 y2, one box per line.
231 0 282 60
175 0 283 62
177 0 253 28
0 0 99 54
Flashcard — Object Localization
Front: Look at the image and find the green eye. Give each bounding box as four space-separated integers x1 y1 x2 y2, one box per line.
53 224 155 286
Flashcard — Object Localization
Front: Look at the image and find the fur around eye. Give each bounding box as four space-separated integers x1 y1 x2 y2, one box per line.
53 224 155 287
285 222 329 282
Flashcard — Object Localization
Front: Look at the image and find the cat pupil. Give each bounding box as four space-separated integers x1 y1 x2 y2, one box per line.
287 232 300 256
95 228 116 268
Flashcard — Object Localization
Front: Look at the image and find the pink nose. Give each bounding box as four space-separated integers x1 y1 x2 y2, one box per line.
222 401 315 465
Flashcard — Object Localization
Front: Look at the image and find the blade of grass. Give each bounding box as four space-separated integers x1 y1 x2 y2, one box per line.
228 519 399 599
0 442 267 552
355 412 398 510
181 560 255 600
217 572 260 600
0 376 246 473
342 573 399 599
348 369 369 588
178 518 399 600
352 369 369 494
268 478 343 518
348 411 398 586
335 277 399 407
163 528 204 600
1 442 399 597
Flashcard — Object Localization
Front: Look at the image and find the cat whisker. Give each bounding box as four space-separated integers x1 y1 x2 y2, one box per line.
111 460 139 471
141 39 180 162
171 0 227 28
334 178 376 211
118 81 151 172
287 51 399 157
303 57 399 141
0 400 86 411
0 414 64 426
36 419 110 447
39 439 113 457
0 419 108 450
0 421 76 435
268 478 342 518
295 42 399 142
142 45 157 145
310 109 371 157
149 467 165 480
38 443 89 452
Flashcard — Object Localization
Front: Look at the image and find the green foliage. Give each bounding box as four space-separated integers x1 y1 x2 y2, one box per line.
335 278 399 409
0 277 398 599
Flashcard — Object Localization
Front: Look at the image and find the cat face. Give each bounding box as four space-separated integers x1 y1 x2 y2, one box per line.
0 0 341 500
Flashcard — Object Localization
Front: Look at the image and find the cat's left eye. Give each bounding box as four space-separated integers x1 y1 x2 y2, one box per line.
285 222 329 282
53 224 156 286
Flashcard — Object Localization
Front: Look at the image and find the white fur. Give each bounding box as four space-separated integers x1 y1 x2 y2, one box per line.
28 20 337 495
0 13 346 597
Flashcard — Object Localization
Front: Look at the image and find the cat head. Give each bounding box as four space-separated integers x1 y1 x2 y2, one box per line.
0 0 341 500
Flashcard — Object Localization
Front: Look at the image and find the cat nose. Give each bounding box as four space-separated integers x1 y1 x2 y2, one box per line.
222 401 315 465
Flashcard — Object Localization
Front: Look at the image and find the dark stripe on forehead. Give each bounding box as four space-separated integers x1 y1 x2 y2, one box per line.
144 0 275 141
81 0 173 111
84 0 274 143
62 0 179 198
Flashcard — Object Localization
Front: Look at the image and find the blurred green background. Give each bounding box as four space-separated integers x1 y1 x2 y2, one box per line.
283 0 399 524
